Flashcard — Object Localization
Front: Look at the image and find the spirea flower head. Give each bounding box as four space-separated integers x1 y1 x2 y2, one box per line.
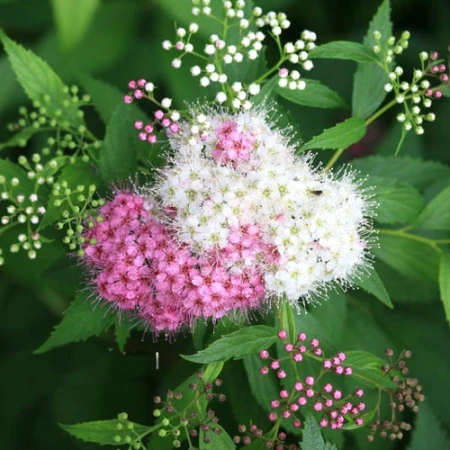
82 107 374 334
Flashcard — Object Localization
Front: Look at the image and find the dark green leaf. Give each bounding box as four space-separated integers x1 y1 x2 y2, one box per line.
115 316 134 352
34 291 115 353
51 0 100 51
344 350 397 389
99 104 138 183
0 127 38 151
407 402 450 450
374 234 440 282
182 325 277 364
310 41 380 63
301 116 366 151
301 415 326 450
200 425 236 449
276 79 347 109
60 418 151 445
439 252 450 326
365 176 424 225
0 29 82 126
352 0 392 119
353 268 393 308
413 185 450 230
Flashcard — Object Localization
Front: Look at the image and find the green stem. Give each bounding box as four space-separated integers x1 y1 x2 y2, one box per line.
378 228 448 252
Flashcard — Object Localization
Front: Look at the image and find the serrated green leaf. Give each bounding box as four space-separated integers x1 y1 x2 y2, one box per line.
344 350 397 389
34 291 115 353
276 79 347 109
352 0 392 119
302 116 366 151
301 415 326 450
115 316 134 352
51 0 100 51
365 176 424 225
0 127 38 151
0 29 82 126
407 403 450 450
310 41 381 63
99 104 138 183
60 418 151 445
374 234 440 282
353 268 393 308
38 160 99 230
413 185 450 230
200 425 236 449
182 325 277 364
439 252 450 326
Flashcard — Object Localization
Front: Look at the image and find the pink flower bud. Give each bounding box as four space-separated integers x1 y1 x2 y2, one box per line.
280 390 289 399
298 397 307 406
290 403 299 412
137 78 147 87
293 353 303 362
169 123 179 133
277 370 286 379
278 330 287 340
134 120 143 129
333 390 342 400
270 360 280 370
298 332 307 341
314 402 323 412
260 367 269 375
270 400 280 408
123 95 133 104
319 418 328 427
134 89 143 99
355 389 364 397
154 110 164 120
310 338 319 348
323 360 332 369
344 367 353 376
305 376 314 386
325 399 333 407
145 124 154 133
282 410 291 418
268 412 277 422
138 132 147 141
147 134 157 144
323 383 333 393
293 419 302 428
306 388 314 398
259 350 269 359
294 382 303 391
128 80 137 89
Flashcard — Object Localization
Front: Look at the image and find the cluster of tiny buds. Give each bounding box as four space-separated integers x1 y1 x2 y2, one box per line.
110 412 143 448
367 348 424 442
192 0 246 18
134 108 180 144
259 331 365 431
234 425 299 449
152 372 226 447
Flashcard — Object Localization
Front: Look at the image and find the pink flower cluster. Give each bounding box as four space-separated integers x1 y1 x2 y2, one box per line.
82 190 266 333
212 120 256 165
134 110 179 145
123 78 147 104
259 331 366 430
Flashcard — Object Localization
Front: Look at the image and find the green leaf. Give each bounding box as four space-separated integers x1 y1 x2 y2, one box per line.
342 408 376 430
0 29 82 126
301 415 326 450
352 0 392 119
365 176 424 225
439 252 450 326
407 403 450 450
182 325 277 364
344 350 397 389
276 79 347 109
115 316 134 352
0 127 38 151
280 300 296 343
0 158 35 199
374 234 440 282
200 425 236 449
350 156 450 190
353 268 393 308
34 291 115 353
99 104 138 183
60 418 151 445
51 0 100 51
413 185 450 230
310 41 380 63
202 362 224 383
243 354 279 412
301 116 366 151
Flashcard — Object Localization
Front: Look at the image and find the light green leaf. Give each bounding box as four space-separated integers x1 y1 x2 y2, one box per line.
280 300 296 343
310 41 381 63
366 176 424 225
301 116 366 151
200 425 236 450
0 29 82 126
301 415 326 450
34 292 115 354
407 403 450 450
99 104 138 183
413 185 450 230
182 325 277 364
345 350 397 389
353 268 393 308
350 156 450 190
352 0 392 119
60 418 151 445
0 127 38 151
276 79 347 109
439 252 450 326
51 0 100 51
374 234 440 282
115 316 134 352
202 362 224 384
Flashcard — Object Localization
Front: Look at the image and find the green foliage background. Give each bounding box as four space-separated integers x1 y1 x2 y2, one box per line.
1 0 450 448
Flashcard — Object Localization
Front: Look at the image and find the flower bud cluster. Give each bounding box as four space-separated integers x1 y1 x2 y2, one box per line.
375 30 446 136
367 349 424 442
109 412 145 449
234 425 299 449
259 331 366 431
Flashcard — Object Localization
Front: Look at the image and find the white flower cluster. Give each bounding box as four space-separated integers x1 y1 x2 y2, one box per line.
147 109 372 302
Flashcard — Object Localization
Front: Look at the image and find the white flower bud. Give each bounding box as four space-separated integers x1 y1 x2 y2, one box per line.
145 82 155 92
204 44 215 55
234 53 244 62
200 76 210 87
384 83 393 92
176 28 186 38
171 58 182 68
190 66 201 76
162 40 172 50
189 23 199 33
216 92 227 104
161 98 172 109
248 83 260 96
415 126 424 135
232 82 243 92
